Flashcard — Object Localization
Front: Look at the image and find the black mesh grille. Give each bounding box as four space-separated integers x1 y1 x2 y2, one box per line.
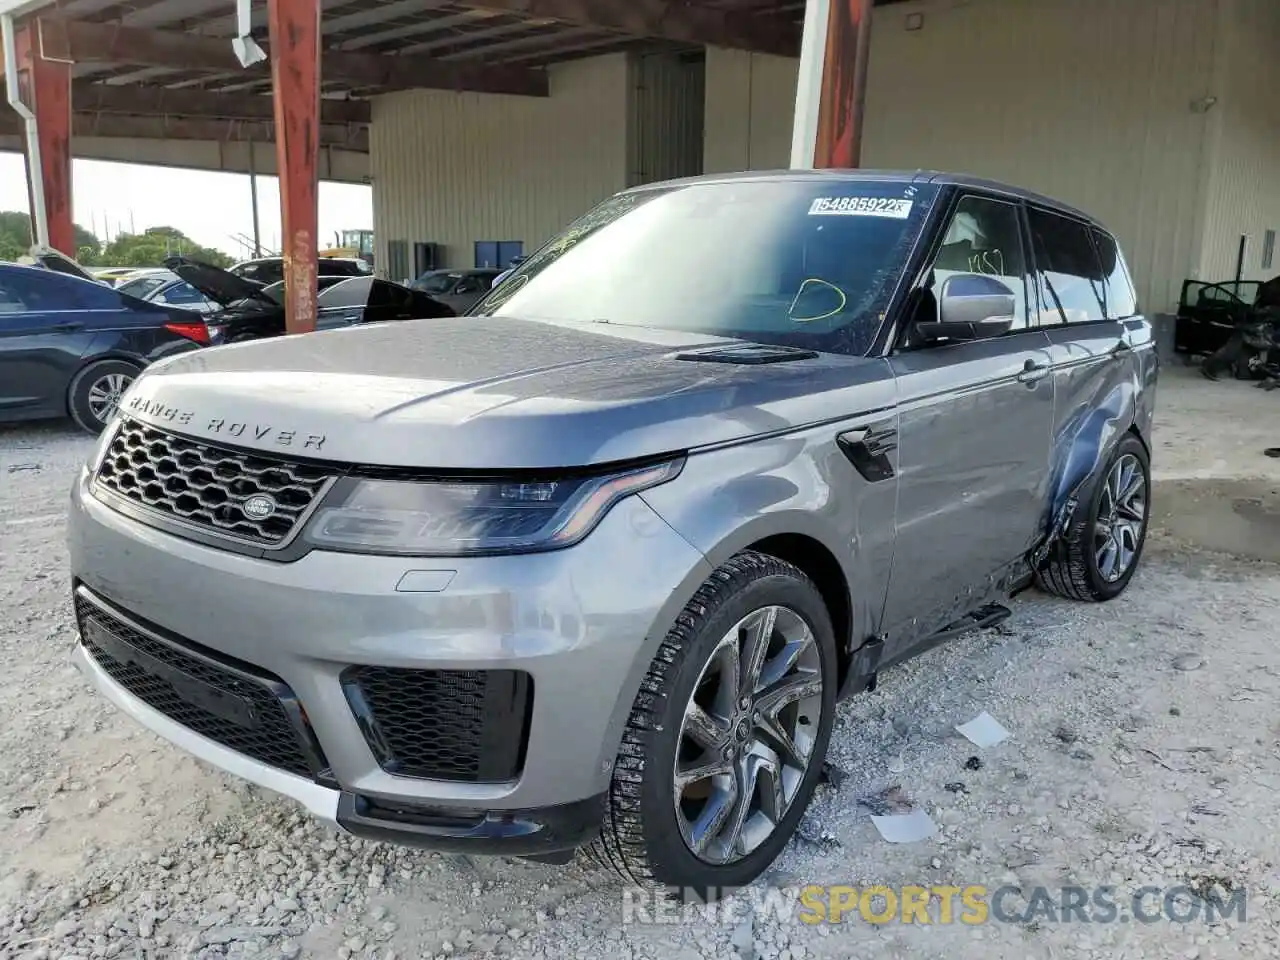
75 591 322 778
94 418 333 545
342 667 531 782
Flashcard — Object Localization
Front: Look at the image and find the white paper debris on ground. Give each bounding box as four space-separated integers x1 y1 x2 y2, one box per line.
955 711 1011 748
870 810 938 844
888 753 906 774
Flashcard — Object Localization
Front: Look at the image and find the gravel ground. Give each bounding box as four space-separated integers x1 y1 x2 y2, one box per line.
2 366 1280 960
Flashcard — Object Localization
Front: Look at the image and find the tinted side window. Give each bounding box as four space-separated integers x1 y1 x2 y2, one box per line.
320 260 363 277
1027 208 1106 324
3 270 96 311
79 278 136 310
1090 229 1138 318
0 280 25 316
931 195 1029 330
241 261 284 285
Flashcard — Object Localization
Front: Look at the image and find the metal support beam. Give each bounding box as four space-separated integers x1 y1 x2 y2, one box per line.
72 81 370 123
791 0 872 169
36 17 550 96
9 18 74 254
247 138 261 257
0 108 367 149
268 0 319 335
455 0 801 57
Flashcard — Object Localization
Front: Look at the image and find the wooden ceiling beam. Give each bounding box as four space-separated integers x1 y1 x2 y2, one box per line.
454 0 800 56
32 17 550 96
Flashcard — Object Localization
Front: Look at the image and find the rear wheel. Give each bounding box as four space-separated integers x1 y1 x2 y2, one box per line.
590 552 837 900
68 360 139 434
1036 434 1151 601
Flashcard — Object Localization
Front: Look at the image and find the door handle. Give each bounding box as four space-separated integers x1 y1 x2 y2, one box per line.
51 321 84 332
1017 358 1050 384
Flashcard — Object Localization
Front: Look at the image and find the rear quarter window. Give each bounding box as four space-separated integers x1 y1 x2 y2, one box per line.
1027 208 1107 324
1090 229 1139 318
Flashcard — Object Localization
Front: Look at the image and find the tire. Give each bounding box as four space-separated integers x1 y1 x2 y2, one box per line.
590 551 837 901
1036 433 1151 602
68 360 140 434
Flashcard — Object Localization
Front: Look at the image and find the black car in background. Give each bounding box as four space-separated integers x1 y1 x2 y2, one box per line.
411 268 501 313
229 256 371 287
0 262 208 433
164 257 454 344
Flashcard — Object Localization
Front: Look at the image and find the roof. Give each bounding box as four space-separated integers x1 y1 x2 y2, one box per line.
619 168 1105 229
5 0 915 153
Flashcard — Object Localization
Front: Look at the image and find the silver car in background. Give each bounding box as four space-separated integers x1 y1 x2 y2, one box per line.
67 170 1156 898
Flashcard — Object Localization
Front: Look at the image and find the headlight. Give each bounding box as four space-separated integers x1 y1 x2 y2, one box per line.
303 458 684 556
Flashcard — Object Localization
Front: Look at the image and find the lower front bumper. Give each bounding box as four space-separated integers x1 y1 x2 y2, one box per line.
72 640 604 855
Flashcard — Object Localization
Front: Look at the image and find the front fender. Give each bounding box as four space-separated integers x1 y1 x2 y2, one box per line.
640 426 897 645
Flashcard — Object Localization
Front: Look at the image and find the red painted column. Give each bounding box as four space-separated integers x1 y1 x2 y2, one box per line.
792 0 873 170
13 21 74 256
268 0 321 335
813 0 872 168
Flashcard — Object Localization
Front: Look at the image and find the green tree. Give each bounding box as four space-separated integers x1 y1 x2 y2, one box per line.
99 226 233 269
0 210 102 262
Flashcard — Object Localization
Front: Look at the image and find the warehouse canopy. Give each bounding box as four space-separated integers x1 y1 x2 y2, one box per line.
0 0 914 150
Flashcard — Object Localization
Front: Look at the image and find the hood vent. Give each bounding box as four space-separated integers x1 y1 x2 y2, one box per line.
673 344 819 365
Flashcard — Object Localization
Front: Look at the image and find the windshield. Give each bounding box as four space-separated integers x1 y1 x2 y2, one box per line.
471 178 937 355
416 273 457 295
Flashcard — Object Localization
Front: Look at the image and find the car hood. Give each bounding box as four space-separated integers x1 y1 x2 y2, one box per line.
29 246 101 283
164 256 277 307
121 316 895 469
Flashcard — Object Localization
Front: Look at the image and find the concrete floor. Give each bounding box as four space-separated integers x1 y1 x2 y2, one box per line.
1150 362 1280 562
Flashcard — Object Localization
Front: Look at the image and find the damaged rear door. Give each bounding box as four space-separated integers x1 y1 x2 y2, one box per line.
1028 208 1150 519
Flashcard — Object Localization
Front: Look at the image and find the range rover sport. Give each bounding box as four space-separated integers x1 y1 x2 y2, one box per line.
68 170 1156 897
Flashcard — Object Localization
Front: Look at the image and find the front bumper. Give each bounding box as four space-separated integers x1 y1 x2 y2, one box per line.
72 641 603 854
68 465 709 850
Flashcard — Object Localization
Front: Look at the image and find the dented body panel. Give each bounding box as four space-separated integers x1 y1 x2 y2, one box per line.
1043 316 1157 529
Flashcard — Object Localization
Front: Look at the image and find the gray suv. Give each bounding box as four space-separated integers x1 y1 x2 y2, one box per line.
67 171 1156 897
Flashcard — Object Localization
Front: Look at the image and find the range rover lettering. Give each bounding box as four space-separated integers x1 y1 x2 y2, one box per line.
68 171 1156 896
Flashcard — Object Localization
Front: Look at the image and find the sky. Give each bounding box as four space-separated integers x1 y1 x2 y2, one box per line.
0 152 373 261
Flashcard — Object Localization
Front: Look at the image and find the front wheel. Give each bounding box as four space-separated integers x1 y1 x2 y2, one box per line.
1036 434 1151 601
591 552 837 899
68 360 140 434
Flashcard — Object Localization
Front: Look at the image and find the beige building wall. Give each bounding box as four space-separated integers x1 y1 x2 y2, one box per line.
1195 0 1280 285
703 0 1224 313
370 54 631 275
702 48 798 174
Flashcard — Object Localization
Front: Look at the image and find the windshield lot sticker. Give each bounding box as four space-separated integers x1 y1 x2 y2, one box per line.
808 197 914 218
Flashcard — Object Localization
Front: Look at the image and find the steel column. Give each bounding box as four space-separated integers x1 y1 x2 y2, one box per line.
790 0 873 170
11 19 74 255
267 0 320 335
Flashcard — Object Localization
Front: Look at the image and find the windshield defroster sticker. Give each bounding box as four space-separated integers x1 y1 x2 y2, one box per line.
808 197 914 219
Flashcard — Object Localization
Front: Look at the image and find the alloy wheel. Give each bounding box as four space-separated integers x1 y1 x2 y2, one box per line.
673 605 824 865
86 373 133 424
1094 452 1147 583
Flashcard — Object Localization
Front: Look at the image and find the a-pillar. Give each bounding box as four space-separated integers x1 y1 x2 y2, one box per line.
790 0 873 169
12 19 74 255
268 0 320 334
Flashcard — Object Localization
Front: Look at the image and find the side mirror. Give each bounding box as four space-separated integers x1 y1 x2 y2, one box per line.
916 273 1017 342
